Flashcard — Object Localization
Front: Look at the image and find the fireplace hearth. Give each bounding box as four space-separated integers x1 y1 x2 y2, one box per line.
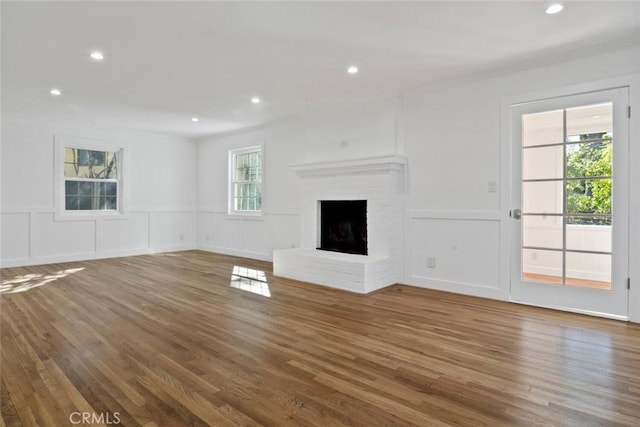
318 200 367 255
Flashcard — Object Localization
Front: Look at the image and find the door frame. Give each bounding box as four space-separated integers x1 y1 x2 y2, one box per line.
499 75 638 321
511 88 628 318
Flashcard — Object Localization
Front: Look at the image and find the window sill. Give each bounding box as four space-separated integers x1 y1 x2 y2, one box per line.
55 210 128 222
226 211 264 221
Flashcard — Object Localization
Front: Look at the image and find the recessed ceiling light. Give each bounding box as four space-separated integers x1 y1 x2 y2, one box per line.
90 51 104 60
251 97 261 104
546 4 564 14
50 88 61 96
347 66 359 74
191 117 199 122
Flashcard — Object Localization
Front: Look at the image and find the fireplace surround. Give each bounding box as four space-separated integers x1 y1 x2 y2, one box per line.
273 155 406 293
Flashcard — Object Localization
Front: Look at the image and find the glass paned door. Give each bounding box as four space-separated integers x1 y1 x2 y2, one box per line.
522 103 612 289
511 88 629 318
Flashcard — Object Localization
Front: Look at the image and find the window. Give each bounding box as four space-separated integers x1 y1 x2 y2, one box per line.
55 136 125 218
64 148 119 210
229 146 262 214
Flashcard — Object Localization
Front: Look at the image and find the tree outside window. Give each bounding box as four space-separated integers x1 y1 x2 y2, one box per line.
566 132 612 225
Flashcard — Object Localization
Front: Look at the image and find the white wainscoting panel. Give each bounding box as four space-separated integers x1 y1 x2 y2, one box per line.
1 212 30 261
35 212 96 258
406 210 502 299
196 211 217 247
197 209 300 261
149 211 196 251
1 208 197 267
212 213 244 254
242 217 272 257
101 212 150 253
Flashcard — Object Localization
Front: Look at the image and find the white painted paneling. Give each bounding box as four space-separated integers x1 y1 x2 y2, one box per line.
149 212 195 250
35 213 95 257
0 213 30 260
101 213 150 253
213 216 244 252
242 218 271 258
197 212 216 246
197 210 299 260
409 216 501 290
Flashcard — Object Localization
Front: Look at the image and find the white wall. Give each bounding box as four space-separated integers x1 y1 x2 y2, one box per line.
303 97 402 162
0 113 197 267
197 120 305 260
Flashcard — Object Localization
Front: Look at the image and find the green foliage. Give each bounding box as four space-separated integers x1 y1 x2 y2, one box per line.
566 133 612 220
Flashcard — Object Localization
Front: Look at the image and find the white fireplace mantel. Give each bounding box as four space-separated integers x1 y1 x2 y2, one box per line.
291 155 407 178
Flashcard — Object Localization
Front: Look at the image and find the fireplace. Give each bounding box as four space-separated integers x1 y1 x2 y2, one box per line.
318 200 367 255
273 155 406 293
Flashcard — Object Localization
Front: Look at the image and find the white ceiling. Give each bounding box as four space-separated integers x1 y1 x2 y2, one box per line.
2 1 639 139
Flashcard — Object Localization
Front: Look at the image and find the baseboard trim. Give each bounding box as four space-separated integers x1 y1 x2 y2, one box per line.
197 244 272 262
1 245 197 268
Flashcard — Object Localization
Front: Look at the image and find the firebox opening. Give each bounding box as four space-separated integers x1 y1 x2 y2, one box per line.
318 200 367 256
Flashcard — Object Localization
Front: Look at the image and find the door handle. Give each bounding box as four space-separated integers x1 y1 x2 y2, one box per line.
511 209 522 220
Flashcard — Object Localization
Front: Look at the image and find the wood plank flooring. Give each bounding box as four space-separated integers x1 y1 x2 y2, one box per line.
1 250 639 426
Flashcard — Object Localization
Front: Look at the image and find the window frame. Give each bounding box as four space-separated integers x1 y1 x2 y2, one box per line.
54 135 128 221
228 144 263 217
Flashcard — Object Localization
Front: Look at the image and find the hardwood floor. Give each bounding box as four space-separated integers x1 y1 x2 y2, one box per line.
1 251 639 426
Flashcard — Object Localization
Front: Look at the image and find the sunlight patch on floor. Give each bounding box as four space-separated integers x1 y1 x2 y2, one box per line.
230 266 270 297
1 268 85 294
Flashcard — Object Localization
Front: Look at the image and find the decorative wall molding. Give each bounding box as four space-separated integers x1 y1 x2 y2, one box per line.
197 207 300 216
1 208 197 268
195 208 301 262
404 211 506 301
407 210 503 221
198 243 272 262
292 155 407 178
0 245 198 269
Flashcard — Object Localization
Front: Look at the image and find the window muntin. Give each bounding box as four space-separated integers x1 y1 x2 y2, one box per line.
63 147 120 211
230 147 262 214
